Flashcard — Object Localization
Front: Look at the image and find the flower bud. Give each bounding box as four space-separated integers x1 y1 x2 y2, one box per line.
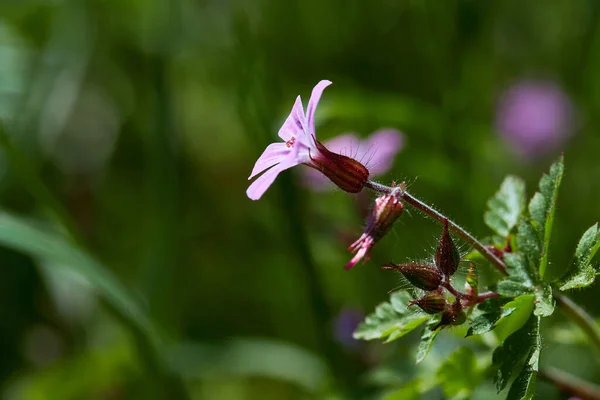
435 219 460 277
383 263 442 291
307 140 369 193
408 293 447 314
433 300 466 330
345 189 404 269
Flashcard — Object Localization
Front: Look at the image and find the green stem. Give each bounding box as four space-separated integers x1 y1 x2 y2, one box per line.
365 181 508 275
539 367 600 400
555 294 600 353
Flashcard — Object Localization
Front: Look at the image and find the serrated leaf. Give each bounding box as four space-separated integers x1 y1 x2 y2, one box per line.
517 219 541 281
506 318 541 400
527 156 564 280
416 317 441 363
466 295 533 337
492 314 540 393
496 253 534 297
559 223 600 290
484 176 526 237
354 291 431 342
436 347 482 400
534 284 555 317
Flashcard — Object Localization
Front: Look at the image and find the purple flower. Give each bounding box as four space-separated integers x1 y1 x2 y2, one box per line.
247 80 370 200
302 129 404 191
333 308 364 350
495 80 575 159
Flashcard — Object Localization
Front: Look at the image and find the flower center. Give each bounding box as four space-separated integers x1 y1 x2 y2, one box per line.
285 137 296 148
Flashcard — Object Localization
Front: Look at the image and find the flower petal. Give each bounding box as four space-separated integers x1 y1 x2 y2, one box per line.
278 96 306 141
305 80 332 136
360 129 404 176
248 142 290 180
246 158 297 200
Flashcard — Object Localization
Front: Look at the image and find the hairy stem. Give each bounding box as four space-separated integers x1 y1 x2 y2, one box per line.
539 367 600 400
365 181 508 275
555 294 600 352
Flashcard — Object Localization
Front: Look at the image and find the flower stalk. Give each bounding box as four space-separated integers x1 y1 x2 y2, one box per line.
365 180 508 275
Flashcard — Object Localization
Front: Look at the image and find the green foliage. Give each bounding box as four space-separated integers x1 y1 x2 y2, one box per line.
415 317 441 364
436 347 483 400
381 380 422 400
484 176 526 237
528 156 564 279
492 314 541 397
559 223 600 290
466 295 533 338
353 292 431 343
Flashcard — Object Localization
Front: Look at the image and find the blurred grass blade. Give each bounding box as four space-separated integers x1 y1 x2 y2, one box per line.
0 211 158 344
167 338 331 394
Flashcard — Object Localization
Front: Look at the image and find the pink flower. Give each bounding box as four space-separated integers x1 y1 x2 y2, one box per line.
302 129 404 191
346 187 404 269
247 80 370 200
495 80 575 159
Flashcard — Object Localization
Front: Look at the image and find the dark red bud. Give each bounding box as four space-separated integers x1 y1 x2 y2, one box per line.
433 300 466 330
308 141 369 193
408 293 447 314
435 219 461 277
383 263 442 291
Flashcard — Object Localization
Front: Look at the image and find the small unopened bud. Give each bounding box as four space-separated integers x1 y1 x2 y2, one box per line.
433 300 466 330
345 189 404 269
435 219 460 277
307 140 369 193
408 293 447 314
465 262 478 296
383 263 442 291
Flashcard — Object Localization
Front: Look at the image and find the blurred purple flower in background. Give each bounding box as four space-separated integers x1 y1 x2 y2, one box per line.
302 129 404 190
495 80 575 159
333 308 364 350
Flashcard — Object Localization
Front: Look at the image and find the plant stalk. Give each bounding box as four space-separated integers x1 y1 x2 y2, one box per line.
365 181 508 275
555 294 600 353
539 367 600 400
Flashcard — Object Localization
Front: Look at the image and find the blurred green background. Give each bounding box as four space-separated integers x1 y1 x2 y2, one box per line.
0 0 599 399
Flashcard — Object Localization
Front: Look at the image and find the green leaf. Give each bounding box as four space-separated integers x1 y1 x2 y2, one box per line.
484 176 526 237
493 295 535 342
506 319 541 400
516 219 541 281
466 295 533 337
492 314 541 394
559 223 600 290
382 380 422 400
496 253 534 298
528 156 564 280
354 292 431 342
436 347 482 400
416 317 441 363
534 284 555 317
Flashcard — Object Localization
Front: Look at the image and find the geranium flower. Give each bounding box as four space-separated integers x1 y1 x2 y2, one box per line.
302 129 404 191
247 80 369 200
495 80 575 160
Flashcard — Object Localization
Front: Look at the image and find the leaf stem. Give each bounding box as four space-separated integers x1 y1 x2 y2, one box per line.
365 181 508 275
539 367 600 400
555 294 600 352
